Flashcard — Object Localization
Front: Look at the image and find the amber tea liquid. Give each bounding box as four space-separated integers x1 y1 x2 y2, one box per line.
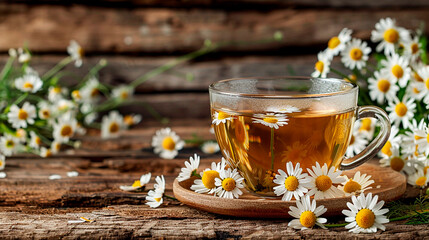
212 107 355 196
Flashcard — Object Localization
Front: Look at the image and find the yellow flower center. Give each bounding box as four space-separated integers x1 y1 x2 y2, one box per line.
162 137 176 150
53 87 62 93
23 82 34 89
390 156 404 172
6 140 14 148
359 118 372 132
154 197 162 202
414 72 424 82
315 175 332 192
109 122 120 133
120 91 129 100
328 36 341 49
423 166 429 175
91 88 99 97
411 43 419 54
201 170 220 189
391 65 404 79
217 111 229 120
222 177 236 191
383 28 399 43
377 79 390 93
394 102 407 117
60 125 73 137
17 129 25 138
299 211 316 228
0 161 2 167
131 180 141 188
35 136 42 145
343 179 362 193
415 176 427 187
263 117 278 124
349 48 363 61
356 208 375 229
284 175 299 191
315 61 324 73
72 90 81 100
41 110 50 118
425 79 429 90
381 141 392 156
413 87 421 94
54 143 61 151
415 135 424 141
44 149 52 157
18 109 28 120
124 115 134 125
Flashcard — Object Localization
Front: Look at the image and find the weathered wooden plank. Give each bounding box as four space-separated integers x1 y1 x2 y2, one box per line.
0 4 428 53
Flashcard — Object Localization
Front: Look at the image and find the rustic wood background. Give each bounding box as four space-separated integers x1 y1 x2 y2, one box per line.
1 1 428 120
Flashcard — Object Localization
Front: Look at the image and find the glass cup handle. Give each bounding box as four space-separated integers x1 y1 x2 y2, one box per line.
340 106 391 170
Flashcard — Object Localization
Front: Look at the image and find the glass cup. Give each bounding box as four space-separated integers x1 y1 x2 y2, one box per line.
209 77 391 197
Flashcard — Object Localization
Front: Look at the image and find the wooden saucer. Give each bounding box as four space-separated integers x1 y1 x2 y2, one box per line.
173 163 406 218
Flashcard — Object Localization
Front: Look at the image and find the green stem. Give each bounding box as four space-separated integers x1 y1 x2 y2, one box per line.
42 57 73 80
76 60 108 89
4 92 28 113
164 194 178 201
270 127 274 170
1 57 15 81
325 222 348 228
141 101 169 124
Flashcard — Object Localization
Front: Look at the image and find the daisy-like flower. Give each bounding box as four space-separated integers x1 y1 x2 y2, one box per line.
201 141 220 154
266 105 301 114
214 168 245 199
101 111 125 139
326 28 353 58
146 189 164 208
14 74 43 93
415 66 429 105
306 162 345 199
51 140 61 154
356 118 376 140
15 129 27 143
311 51 330 78
368 70 399 105
177 153 200 182
252 113 288 129
38 101 53 120
7 102 36 129
371 17 410 56
18 48 31 63
379 125 401 158
48 86 67 102
288 195 327 230
67 40 84 67
40 147 53 158
346 129 369 158
120 173 151 191
273 162 310 201
55 99 75 113
0 134 20 156
53 113 78 143
112 85 134 101
71 90 83 102
403 36 422 63
381 53 411 87
212 111 234 125
29 131 43 149
0 155 5 171
412 120 429 156
123 114 142 128
191 159 226 194
407 169 429 188
80 77 101 103
342 193 389 233
379 147 414 175
386 96 416 128
338 171 374 196
151 127 185 159
341 38 371 70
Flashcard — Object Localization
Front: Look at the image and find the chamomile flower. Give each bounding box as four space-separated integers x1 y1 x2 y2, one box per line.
18 48 31 63
191 159 226 195
80 77 101 103
14 74 43 93
379 125 401 159
356 118 376 140
368 70 399 105
123 114 142 128
311 51 330 78
112 85 134 100
379 147 414 175
67 40 84 67
177 153 200 182
0 134 20 156
55 99 75 113
51 141 61 154
201 141 220 154
338 171 374 196
146 189 163 208
273 162 310 201
413 121 429 156
153 175 166 194
101 111 125 139
212 111 234 125
403 36 422 63
7 102 36 129
252 113 288 129
341 38 371 70
15 129 27 143
288 195 327 230
40 147 52 158
407 169 429 188
266 105 300 114
343 193 389 233
306 162 345 199
152 128 185 159
386 96 416 128
0 155 5 171
326 28 353 58
120 173 152 192
381 53 411 87
53 113 78 143
214 168 245 199
416 66 429 105
29 131 42 149
346 130 369 158
48 86 67 102
371 17 410 56
38 101 53 120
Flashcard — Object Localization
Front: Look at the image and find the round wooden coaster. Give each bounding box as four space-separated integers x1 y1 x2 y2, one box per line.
173 163 406 218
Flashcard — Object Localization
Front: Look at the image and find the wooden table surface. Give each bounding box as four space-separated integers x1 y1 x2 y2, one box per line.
0 119 427 239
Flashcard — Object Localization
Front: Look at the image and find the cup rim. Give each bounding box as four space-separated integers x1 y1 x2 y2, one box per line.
209 76 357 99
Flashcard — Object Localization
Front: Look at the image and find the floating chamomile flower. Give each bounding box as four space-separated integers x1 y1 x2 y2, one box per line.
252 113 288 129
101 111 125 139
273 162 310 201
212 111 233 125
201 141 220 154
306 162 345 199
288 195 327 230
29 131 42 150
112 85 134 100
152 127 185 159
53 113 77 143
0 134 20 156
15 74 43 93
342 193 389 233
123 114 142 128
214 168 245 199
120 173 152 192
368 70 399 105
379 125 401 158
403 36 421 63
266 105 300 114
7 102 36 129
386 96 416 128
407 169 429 188
379 147 414 175
338 171 374 196
381 53 411 87
67 40 84 67
0 155 5 171
346 130 368 158
371 17 410 56
326 28 352 58
341 38 371 70
191 159 226 195
177 154 200 182
311 51 330 78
